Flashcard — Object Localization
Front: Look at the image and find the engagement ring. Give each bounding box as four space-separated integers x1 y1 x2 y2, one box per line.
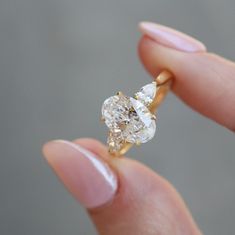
101 70 173 157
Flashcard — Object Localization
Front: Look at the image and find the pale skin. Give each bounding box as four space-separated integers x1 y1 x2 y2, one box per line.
43 22 235 235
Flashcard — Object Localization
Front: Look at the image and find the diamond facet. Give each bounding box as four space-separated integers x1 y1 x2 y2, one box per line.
126 97 156 143
135 82 157 106
102 95 131 130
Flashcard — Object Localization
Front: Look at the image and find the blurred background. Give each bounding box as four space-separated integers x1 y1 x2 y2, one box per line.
0 0 235 234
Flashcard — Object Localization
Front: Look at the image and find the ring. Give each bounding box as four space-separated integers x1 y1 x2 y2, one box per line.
101 70 173 157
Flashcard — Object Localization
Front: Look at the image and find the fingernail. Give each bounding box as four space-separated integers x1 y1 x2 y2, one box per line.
139 22 206 52
42 140 117 209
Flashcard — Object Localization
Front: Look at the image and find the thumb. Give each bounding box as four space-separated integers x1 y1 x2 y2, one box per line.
43 138 202 235
138 22 235 131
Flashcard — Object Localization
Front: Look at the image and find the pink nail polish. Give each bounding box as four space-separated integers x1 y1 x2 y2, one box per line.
139 22 206 52
43 140 117 209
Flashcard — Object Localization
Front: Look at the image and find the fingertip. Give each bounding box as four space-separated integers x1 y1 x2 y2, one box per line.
42 139 65 163
42 139 118 209
138 36 175 77
138 36 159 77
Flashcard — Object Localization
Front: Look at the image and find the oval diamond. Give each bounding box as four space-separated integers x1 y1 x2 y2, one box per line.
101 94 156 146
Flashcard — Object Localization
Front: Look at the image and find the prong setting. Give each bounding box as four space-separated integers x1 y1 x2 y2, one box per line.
151 114 157 120
116 91 123 96
136 141 141 146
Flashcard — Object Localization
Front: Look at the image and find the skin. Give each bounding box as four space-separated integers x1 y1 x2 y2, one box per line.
42 23 235 235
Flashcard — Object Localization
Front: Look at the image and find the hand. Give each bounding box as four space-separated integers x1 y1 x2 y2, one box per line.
42 22 235 235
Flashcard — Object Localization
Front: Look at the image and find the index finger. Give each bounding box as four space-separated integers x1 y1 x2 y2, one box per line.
138 22 235 131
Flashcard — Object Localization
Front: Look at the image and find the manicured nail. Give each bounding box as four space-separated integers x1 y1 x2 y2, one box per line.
139 22 206 52
42 140 117 209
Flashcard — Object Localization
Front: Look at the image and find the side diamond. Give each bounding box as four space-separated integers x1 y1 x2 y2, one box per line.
134 82 157 106
107 131 124 153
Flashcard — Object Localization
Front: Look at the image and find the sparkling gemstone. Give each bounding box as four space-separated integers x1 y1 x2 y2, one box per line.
135 82 157 106
101 94 156 150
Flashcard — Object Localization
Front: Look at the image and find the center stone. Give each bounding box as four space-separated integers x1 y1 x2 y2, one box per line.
101 94 156 148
